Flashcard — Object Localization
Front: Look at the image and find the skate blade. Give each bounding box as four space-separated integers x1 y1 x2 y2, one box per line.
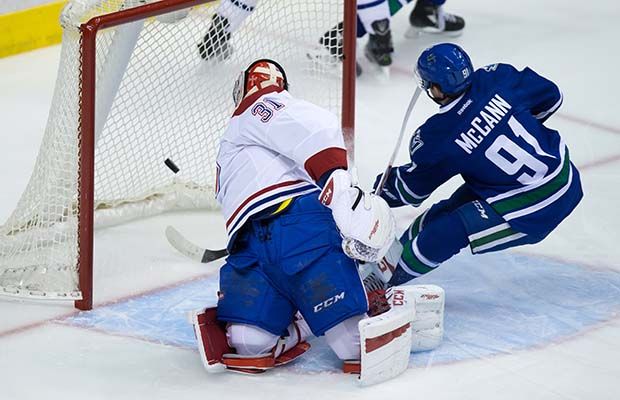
306 44 340 66
379 65 391 80
362 60 391 81
404 26 464 39
363 53 391 80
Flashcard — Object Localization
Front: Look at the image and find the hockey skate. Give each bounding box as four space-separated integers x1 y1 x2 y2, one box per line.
197 14 232 61
309 22 362 76
406 2 465 38
364 19 394 78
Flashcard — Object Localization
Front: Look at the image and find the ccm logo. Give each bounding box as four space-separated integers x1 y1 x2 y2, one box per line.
392 289 405 306
314 291 345 312
473 200 488 219
320 180 334 206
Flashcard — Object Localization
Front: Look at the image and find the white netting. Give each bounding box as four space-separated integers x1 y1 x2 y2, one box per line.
0 0 346 300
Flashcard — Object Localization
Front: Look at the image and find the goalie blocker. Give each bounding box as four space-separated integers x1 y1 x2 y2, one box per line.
319 169 396 263
190 285 445 385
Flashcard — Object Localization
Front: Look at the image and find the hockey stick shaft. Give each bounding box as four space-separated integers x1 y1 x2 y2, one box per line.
374 86 422 195
165 225 228 264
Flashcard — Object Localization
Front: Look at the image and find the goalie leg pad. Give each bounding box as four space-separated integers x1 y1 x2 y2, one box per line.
221 338 311 374
190 307 233 373
225 319 312 373
356 300 414 386
221 341 311 373
191 309 312 374
350 285 446 385
390 285 445 352
324 314 365 361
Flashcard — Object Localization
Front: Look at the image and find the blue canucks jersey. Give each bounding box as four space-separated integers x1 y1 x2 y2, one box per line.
381 64 583 237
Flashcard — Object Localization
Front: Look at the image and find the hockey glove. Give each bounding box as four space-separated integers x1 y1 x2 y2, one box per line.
373 172 406 208
319 170 396 262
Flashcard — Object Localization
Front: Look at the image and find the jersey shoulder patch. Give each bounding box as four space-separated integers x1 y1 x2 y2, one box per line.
409 129 424 158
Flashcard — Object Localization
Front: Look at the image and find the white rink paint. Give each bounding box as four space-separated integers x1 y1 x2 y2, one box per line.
1 0 619 398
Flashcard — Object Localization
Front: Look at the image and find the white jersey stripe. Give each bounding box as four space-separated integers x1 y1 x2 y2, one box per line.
412 237 439 267
227 183 319 237
396 169 428 200
534 91 563 120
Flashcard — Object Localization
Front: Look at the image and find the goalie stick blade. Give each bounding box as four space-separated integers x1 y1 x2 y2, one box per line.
201 247 229 263
165 226 228 264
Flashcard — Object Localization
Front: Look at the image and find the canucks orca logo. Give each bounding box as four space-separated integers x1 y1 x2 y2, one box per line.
409 130 424 156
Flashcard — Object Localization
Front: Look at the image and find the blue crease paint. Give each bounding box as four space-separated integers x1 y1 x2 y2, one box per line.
65 251 620 373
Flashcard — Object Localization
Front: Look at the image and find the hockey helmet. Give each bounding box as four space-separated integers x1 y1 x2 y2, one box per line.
233 59 289 107
415 43 473 96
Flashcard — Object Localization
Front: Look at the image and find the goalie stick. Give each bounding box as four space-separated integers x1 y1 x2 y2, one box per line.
165 226 228 263
374 86 422 194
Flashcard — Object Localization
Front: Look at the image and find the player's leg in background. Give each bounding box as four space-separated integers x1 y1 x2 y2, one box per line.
318 1 393 76
389 185 542 286
357 0 394 68
197 0 258 60
406 0 465 37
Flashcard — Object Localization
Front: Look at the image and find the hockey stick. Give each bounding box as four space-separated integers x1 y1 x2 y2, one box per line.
374 86 422 194
165 226 228 264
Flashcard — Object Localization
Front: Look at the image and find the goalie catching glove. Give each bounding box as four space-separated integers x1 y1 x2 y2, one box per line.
319 169 396 263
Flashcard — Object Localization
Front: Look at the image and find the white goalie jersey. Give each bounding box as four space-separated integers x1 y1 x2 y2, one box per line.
215 87 348 246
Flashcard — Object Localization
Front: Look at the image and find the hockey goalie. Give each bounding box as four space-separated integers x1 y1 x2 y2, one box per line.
188 59 445 385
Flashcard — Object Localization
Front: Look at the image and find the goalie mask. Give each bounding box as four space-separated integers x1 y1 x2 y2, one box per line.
233 59 289 107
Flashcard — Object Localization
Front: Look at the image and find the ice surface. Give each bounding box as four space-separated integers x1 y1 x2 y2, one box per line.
63 252 620 372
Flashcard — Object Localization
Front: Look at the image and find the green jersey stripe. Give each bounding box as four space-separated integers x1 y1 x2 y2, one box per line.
473 232 528 253
396 179 423 206
491 149 570 215
401 240 435 275
409 212 426 239
470 226 518 249
468 223 511 242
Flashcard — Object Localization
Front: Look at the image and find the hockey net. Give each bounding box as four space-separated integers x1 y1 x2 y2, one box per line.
0 0 355 309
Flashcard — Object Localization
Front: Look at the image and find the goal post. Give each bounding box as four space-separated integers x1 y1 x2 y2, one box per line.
0 0 356 310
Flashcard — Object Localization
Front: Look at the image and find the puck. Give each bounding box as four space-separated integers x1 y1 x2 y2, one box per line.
164 158 180 174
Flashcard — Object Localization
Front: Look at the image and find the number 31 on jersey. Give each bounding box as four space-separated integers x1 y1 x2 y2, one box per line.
251 98 285 123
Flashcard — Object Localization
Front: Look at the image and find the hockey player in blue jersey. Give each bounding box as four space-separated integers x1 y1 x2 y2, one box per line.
373 43 583 286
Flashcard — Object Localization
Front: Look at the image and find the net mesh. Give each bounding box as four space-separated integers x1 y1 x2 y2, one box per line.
0 0 346 300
